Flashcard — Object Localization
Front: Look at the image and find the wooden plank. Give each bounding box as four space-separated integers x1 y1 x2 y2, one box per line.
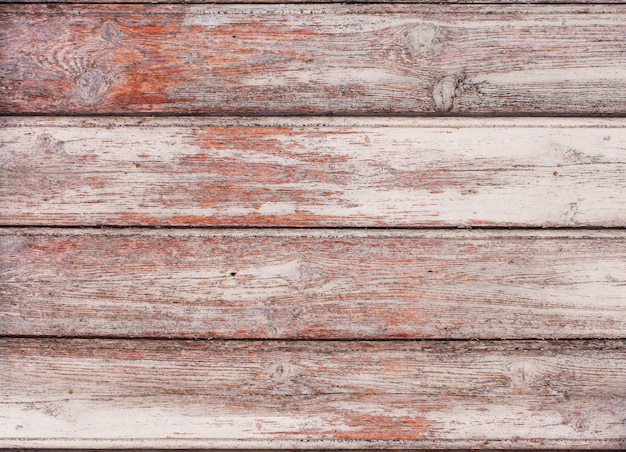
4 0 624 3
2 5 626 115
1 338 624 448
0 449 577 452
3 0 623 3
2 228 625 339
2 117 626 227
0 448 584 452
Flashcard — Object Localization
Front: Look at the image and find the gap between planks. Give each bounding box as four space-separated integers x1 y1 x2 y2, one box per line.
5 226 626 238
5 117 626 127
2 335 626 342
5 0 626 4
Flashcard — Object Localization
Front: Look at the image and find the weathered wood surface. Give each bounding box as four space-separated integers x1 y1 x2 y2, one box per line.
4 0 623 3
1 338 624 449
2 5 626 115
2 228 625 339
3 0 625 448
3 117 626 227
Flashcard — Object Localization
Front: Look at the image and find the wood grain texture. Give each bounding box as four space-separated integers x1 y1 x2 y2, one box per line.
2 447 584 452
4 0 624 3
2 5 626 115
3 117 626 227
2 228 625 339
1 338 624 449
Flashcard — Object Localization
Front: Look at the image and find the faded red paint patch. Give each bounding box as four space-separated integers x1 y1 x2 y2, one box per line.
327 413 430 440
193 127 350 163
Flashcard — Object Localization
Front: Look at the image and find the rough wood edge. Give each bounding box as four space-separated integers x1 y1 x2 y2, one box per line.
3 4 626 15
4 117 626 129
3 0 626 3
1 439 624 449
3 227 626 240
0 450 617 452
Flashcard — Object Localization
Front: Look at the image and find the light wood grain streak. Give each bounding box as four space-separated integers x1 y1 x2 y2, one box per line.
0 450 588 452
2 118 625 227
4 0 624 3
2 228 625 339
1 5 626 114
0 339 624 448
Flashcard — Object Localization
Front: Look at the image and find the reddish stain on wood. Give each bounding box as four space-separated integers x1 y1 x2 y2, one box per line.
327 414 430 440
3 118 626 227
0 339 624 448
2 5 626 114
1 0 625 448
2 229 624 339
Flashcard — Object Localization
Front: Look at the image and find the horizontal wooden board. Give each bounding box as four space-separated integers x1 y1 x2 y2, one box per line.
3 0 623 3
2 228 625 339
3 447 584 452
2 117 626 227
1 338 624 448
2 5 626 114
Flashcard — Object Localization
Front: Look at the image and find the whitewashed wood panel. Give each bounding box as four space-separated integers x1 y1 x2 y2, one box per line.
2 118 626 227
3 0 622 3
2 228 625 339
2 5 626 114
0 339 624 449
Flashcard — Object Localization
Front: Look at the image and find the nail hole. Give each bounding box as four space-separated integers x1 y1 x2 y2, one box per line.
229 272 237 277
553 171 558 176
134 162 141 168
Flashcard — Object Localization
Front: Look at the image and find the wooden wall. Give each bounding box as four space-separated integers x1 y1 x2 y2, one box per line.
0 0 625 449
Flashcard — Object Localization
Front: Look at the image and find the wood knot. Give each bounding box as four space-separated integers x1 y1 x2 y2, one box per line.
432 75 461 112
269 362 301 382
76 67 111 106
549 143 595 166
406 24 444 57
100 21 122 43
562 414 590 433
37 134 63 153
509 359 541 389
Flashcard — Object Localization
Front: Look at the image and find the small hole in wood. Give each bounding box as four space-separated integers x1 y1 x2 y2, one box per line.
134 162 141 168
229 271 237 277
553 171 558 176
